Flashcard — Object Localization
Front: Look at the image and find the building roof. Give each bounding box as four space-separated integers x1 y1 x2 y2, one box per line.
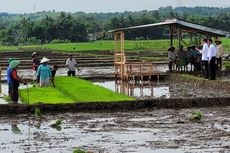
109 18 228 37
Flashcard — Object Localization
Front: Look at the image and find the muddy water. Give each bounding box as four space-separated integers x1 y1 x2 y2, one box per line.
94 80 230 99
0 84 32 104
0 67 115 81
1 107 230 153
0 65 169 81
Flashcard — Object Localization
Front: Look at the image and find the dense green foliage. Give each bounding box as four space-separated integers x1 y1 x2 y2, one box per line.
0 7 229 45
19 77 134 104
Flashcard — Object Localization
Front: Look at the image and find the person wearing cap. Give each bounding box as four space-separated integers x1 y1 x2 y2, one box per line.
207 38 217 80
31 52 40 82
66 54 78 76
196 38 209 79
9 60 26 103
215 38 224 71
37 57 51 87
168 46 177 72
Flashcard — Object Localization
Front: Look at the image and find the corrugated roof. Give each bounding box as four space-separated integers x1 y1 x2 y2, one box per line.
109 18 228 37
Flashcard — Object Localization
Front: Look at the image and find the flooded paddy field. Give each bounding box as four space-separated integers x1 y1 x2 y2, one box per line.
1 107 230 153
0 64 229 153
94 80 230 99
1 65 229 103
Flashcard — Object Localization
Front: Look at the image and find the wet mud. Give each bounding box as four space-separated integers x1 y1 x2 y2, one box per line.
1 107 230 153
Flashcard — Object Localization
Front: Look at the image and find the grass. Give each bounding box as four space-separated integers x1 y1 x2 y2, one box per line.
19 77 134 104
55 76 135 102
1 38 229 53
19 86 75 104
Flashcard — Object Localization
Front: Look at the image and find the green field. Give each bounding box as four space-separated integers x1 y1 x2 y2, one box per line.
1 38 229 53
19 77 134 104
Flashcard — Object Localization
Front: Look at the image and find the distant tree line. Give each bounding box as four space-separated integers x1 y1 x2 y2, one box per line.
0 6 229 45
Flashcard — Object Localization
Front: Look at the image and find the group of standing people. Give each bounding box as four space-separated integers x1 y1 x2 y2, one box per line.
196 38 224 80
168 37 224 80
6 52 78 103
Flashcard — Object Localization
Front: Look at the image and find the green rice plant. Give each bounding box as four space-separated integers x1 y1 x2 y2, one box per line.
223 62 230 71
34 108 42 118
3 95 11 103
188 112 203 122
19 86 75 104
54 119 62 126
50 119 62 131
55 77 135 102
73 148 92 153
20 77 134 104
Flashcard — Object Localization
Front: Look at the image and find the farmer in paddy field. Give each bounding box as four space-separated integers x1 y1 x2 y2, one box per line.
50 65 58 87
31 52 40 83
9 60 27 103
6 58 15 97
66 54 79 76
37 57 51 87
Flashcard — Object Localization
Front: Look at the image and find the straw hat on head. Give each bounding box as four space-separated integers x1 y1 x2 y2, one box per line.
32 52 39 58
214 38 222 43
40 57 50 63
10 60 20 69
168 46 175 51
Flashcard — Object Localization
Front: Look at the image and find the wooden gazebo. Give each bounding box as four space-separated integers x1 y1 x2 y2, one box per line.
109 18 227 80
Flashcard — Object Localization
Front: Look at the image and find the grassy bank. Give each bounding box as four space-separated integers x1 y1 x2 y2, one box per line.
19 77 134 104
1 38 229 53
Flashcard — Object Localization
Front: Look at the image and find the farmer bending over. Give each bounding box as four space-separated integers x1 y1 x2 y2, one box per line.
37 57 51 87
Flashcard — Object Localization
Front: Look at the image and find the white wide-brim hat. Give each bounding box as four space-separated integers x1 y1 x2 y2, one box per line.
40 57 50 63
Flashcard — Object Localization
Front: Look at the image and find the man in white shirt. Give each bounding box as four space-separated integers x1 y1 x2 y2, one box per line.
196 38 209 79
66 54 78 76
207 38 217 80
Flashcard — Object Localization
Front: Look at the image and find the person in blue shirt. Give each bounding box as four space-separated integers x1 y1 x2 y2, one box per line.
37 57 51 87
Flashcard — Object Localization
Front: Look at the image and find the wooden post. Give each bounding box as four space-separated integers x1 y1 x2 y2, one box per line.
170 25 173 47
0 67 1 82
114 31 126 80
0 67 2 96
178 26 182 51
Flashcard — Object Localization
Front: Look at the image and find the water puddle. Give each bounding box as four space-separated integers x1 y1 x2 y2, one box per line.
0 83 32 104
1 107 230 152
94 81 170 99
94 79 230 99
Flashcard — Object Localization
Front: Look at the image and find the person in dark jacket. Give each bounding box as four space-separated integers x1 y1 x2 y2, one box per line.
9 60 26 103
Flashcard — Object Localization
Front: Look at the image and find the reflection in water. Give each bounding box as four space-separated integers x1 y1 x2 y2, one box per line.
0 83 33 104
94 80 170 98
11 120 22 134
